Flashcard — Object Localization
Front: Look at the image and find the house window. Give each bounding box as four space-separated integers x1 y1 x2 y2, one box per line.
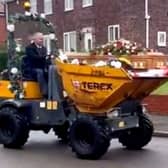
43 35 52 55
63 31 77 52
157 31 166 47
64 0 74 11
108 25 120 42
82 0 93 7
44 0 53 15
30 0 37 13
0 3 5 15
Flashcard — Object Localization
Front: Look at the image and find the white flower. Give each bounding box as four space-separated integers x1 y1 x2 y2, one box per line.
126 50 130 54
110 61 122 68
50 55 55 59
71 59 79 65
40 13 46 19
108 52 112 56
94 61 106 67
7 84 12 89
11 67 18 74
125 44 130 49
58 49 68 62
81 60 87 65
131 49 135 53
132 46 137 50
124 40 130 44
32 13 38 19
49 33 55 40
113 43 117 47
14 90 18 95
47 22 52 26
115 61 122 68
7 24 15 32
24 11 31 16
101 45 105 48
110 61 116 67
19 93 24 99
15 46 21 52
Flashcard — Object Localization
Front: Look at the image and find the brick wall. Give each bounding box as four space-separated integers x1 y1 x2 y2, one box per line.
7 0 168 53
0 16 6 44
94 0 145 46
143 95 168 115
148 1 168 53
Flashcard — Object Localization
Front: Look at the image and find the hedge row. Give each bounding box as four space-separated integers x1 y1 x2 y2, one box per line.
0 51 7 72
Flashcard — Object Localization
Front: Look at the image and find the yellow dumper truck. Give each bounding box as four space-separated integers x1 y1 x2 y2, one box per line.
0 12 168 160
0 56 167 159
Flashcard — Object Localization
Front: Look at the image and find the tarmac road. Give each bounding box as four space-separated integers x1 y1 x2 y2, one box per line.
0 131 168 168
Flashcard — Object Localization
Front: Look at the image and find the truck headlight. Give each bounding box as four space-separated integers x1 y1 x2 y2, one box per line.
107 108 120 118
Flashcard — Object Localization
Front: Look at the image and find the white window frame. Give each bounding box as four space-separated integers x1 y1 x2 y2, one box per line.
108 25 120 42
84 32 93 52
64 0 74 11
157 31 166 47
82 27 93 52
63 31 77 52
44 0 53 15
43 34 52 55
30 0 37 13
82 0 93 7
0 3 5 15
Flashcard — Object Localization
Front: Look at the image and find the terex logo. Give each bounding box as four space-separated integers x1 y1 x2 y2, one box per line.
82 82 112 90
72 81 112 90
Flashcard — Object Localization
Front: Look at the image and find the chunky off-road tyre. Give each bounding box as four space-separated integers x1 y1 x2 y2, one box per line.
69 118 110 160
119 114 153 149
0 107 29 148
53 121 69 142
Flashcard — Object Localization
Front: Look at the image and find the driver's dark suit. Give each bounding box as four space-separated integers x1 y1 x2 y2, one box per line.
23 42 48 97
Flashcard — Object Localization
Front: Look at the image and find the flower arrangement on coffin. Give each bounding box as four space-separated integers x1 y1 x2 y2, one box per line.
89 39 147 69
64 39 142 68
90 39 144 57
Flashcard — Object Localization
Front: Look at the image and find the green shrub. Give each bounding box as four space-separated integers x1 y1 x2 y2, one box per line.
152 81 168 95
0 45 25 72
0 51 7 72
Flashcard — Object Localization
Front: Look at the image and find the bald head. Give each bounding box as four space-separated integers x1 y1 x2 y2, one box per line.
32 32 44 46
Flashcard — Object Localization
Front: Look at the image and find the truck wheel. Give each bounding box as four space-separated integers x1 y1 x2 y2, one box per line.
0 107 29 148
53 121 69 142
119 114 153 149
69 118 110 160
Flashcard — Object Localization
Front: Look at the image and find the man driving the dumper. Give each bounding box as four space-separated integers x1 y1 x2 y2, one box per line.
23 32 48 98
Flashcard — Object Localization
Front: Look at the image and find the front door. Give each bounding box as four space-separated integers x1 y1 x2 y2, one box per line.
84 32 93 52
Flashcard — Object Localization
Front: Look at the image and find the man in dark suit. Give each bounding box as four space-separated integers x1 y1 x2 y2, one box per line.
24 32 48 98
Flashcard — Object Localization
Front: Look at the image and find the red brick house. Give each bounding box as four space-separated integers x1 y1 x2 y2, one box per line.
0 3 6 45
7 0 168 54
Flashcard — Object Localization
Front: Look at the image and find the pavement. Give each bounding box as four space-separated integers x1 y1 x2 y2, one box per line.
149 114 168 137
